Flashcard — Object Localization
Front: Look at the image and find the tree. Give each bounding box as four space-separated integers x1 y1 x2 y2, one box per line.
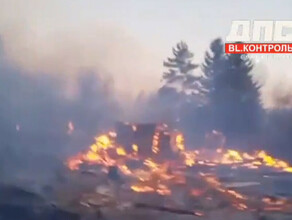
201 38 226 102
162 41 206 102
202 39 263 144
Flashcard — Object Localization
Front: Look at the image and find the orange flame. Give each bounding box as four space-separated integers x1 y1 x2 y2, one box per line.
66 126 292 213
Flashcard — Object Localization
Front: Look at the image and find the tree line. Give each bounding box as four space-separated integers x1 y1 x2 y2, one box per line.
153 39 291 159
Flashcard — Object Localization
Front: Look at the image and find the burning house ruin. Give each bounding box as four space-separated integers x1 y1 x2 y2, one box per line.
62 122 292 219
1 121 292 220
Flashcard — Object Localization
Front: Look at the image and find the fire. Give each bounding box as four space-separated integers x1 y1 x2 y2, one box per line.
132 144 139 153
131 159 173 196
218 149 292 173
66 133 115 169
222 149 244 163
175 133 185 151
152 130 160 154
181 151 197 167
95 134 112 150
85 150 100 161
67 131 292 174
65 125 292 214
178 148 292 173
131 182 171 196
116 147 126 156
144 158 159 170
67 154 83 170
119 165 132 175
255 150 291 170
201 173 248 210
131 185 155 193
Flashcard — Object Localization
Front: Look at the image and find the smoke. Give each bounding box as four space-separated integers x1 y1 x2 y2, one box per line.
0 1 163 185
0 22 161 103
0 38 122 184
261 71 292 109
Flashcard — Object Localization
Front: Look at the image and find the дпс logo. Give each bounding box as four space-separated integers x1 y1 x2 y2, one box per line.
225 21 292 54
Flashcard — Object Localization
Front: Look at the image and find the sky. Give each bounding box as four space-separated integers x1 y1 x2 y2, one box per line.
0 0 292 106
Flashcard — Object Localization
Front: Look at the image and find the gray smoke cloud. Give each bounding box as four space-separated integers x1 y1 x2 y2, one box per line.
0 22 161 103
0 1 162 185
0 37 122 185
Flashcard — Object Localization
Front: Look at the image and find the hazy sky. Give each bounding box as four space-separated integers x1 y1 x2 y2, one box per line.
0 0 292 106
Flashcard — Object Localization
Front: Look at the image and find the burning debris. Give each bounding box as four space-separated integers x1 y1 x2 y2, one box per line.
62 122 292 219
1 122 292 219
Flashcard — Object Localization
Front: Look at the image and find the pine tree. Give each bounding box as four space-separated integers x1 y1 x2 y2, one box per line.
202 39 262 141
224 53 256 98
202 39 260 107
162 41 205 98
222 52 262 134
201 38 226 102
